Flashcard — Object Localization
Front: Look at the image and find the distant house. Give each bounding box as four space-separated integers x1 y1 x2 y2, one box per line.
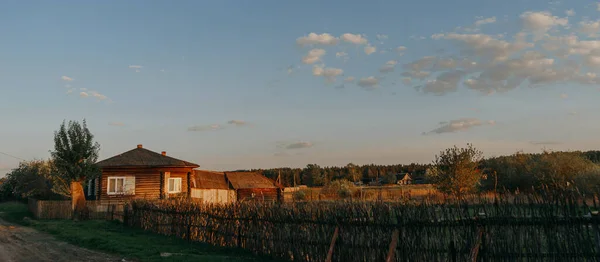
397 173 413 185
91 144 200 201
191 171 283 203
225 172 283 202
191 170 236 204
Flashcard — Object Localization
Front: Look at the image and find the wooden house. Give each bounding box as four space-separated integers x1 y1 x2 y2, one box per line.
397 173 413 185
190 171 283 203
190 170 236 204
225 172 283 202
89 144 200 201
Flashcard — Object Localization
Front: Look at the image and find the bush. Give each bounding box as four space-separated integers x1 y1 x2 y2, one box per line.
321 179 356 199
293 190 307 201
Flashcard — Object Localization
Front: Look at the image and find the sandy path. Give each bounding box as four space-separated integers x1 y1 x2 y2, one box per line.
0 217 124 262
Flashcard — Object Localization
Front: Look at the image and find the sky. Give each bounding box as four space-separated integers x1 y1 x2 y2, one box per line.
1 0 600 175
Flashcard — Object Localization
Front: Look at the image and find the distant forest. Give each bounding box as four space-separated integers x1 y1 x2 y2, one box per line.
240 150 600 187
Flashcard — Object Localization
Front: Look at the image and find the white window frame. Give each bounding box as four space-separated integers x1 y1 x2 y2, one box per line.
168 177 182 193
107 176 126 195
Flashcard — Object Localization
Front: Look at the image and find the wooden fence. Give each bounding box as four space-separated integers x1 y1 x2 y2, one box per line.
28 198 125 221
123 193 600 261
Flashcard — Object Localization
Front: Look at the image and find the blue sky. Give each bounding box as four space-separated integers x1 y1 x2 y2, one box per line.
1 0 600 174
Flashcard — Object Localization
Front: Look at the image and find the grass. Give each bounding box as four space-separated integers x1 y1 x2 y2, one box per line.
0 202 275 262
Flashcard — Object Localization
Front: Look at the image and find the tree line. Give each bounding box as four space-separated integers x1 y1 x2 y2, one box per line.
245 148 600 193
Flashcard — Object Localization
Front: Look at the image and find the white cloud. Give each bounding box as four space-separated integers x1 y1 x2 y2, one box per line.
396 46 407 53
188 124 224 132
358 76 379 89
433 33 532 61
91 91 107 100
565 9 575 16
379 60 398 73
344 76 355 82
520 11 568 33
128 65 143 69
66 89 74 94
475 16 496 27
135 69 141 73
61 76 73 81
401 70 431 80
579 20 600 37
296 33 338 46
312 65 343 83
282 142 313 150
340 33 368 45
228 120 248 126
424 118 495 134
80 88 87 91
108 122 125 127
376 34 388 41
597 3 600 11
364 45 376 55
402 77 412 85
302 48 326 64
417 70 466 95
560 93 568 99
160 69 165 72
79 92 89 98
336 52 348 58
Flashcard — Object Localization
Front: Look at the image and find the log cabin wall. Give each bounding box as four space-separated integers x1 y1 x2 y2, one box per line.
99 167 193 201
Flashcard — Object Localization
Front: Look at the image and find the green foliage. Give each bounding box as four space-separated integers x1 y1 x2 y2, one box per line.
428 144 483 197
301 164 325 186
321 179 356 198
381 173 398 184
292 190 307 201
1 160 67 200
50 119 101 183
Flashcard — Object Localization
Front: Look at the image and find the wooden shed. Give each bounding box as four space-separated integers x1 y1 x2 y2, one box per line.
224 172 283 203
190 170 236 204
397 173 413 185
91 144 199 202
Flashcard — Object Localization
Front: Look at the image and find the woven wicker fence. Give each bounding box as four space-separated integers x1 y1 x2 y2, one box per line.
123 192 600 261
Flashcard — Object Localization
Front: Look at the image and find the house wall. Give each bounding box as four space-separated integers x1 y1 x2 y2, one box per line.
236 188 281 203
99 167 193 201
191 188 236 204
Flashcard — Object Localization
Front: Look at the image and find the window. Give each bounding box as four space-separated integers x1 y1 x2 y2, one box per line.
107 177 125 195
168 178 182 193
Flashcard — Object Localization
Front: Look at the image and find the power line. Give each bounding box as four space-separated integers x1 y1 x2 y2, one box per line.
0 151 25 161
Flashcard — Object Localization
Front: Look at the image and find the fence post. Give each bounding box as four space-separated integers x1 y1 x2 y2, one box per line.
471 226 484 262
325 226 340 262
385 228 400 262
186 213 192 242
450 239 457 262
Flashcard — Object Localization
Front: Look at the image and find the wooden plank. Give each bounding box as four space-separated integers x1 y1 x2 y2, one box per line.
325 226 340 262
471 227 484 262
386 228 400 262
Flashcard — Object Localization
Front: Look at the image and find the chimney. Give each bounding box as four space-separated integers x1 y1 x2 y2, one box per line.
137 144 143 149
161 151 166 156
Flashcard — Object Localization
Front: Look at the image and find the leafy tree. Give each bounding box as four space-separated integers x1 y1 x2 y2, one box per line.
346 163 360 182
531 151 599 192
50 119 100 220
427 144 483 198
302 164 324 186
381 173 398 184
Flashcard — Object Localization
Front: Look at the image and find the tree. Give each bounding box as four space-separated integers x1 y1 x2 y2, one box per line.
345 163 360 182
427 144 483 198
2 159 65 200
302 164 324 186
50 119 100 220
381 173 398 184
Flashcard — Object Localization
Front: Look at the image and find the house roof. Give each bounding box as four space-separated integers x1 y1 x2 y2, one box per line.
193 170 230 190
224 172 281 189
96 145 199 168
400 173 412 180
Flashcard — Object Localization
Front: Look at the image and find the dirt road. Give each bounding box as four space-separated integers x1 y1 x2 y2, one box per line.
0 217 123 262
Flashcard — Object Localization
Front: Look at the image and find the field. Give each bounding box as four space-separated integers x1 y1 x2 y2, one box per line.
283 184 441 202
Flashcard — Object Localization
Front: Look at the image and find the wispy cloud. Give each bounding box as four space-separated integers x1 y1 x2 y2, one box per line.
187 124 224 132
530 141 562 145
128 65 143 69
227 120 250 126
423 118 495 135
312 65 343 83
341 33 368 45
296 33 338 46
364 45 376 55
79 92 89 98
61 76 73 81
302 48 326 64
358 76 379 90
276 141 314 150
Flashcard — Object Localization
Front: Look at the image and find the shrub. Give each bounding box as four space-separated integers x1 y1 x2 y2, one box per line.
321 179 356 199
293 190 307 201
